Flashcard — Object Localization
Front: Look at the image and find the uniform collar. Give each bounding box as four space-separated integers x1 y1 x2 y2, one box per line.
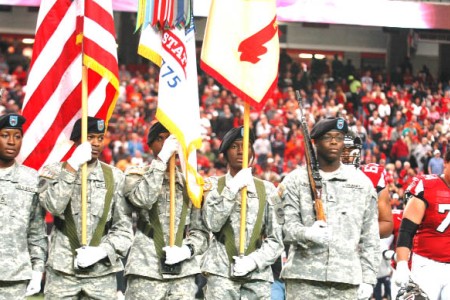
0 162 19 182
319 163 348 181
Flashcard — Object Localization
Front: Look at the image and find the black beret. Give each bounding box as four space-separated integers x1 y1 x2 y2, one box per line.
0 113 26 131
70 117 106 141
310 117 348 139
219 126 256 154
147 122 169 146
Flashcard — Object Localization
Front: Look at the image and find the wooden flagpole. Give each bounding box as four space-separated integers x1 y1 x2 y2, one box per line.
80 0 88 246
239 102 251 255
169 154 176 246
81 65 88 246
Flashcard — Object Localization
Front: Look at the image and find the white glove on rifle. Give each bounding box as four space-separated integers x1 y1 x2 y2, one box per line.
233 255 257 276
67 142 92 171
157 135 179 164
394 260 411 287
162 245 192 265
226 167 253 194
25 271 43 296
357 283 373 300
304 220 330 245
75 246 108 268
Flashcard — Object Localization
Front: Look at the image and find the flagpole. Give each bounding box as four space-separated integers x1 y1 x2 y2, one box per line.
239 102 251 255
81 65 88 246
169 154 176 246
80 0 88 246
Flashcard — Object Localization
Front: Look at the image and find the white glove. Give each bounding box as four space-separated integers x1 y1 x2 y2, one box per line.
357 283 373 300
67 142 92 171
25 271 43 296
233 255 257 276
75 246 108 268
304 220 331 245
162 245 192 265
394 260 411 287
157 135 179 163
382 249 396 261
226 167 253 194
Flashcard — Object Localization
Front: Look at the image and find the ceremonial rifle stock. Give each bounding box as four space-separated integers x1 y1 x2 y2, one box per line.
295 90 326 221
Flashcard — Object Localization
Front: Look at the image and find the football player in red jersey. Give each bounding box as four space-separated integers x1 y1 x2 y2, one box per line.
341 130 393 238
394 149 450 300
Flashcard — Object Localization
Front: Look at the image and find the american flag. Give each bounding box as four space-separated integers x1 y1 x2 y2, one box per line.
18 0 119 170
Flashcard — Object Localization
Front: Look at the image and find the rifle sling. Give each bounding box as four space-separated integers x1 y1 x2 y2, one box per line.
217 176 266 262
57 162 115 254
145 180 190 259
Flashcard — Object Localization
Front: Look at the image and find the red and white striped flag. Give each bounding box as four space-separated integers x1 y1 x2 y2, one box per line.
18 0 119 171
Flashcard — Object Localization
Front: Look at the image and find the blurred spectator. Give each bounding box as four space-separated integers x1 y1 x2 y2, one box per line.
331 54 344 81
0 55 9 75
428 149 444 174
256 114 272 137
253 133 272 166
214 104 234 139
412 137 433 173
391 137 409 164
116 154 132 172
127 132 145 157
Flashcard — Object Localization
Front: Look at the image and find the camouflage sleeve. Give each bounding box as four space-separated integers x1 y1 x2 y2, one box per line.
100 170 133 261
124 160 166 210
184 206 209 257
359 187 381 285
28 193 48 272
281 171 309 244
202 177 237 232
38 164 76 217
248 183 284 270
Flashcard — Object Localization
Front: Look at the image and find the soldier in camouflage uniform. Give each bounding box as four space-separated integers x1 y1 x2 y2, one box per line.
124 122 208 300
280 117 380 300
39 117 133 299
201 126 284 300
0 114 47 300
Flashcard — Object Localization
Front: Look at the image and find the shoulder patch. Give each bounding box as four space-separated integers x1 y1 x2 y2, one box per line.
39 168 57 179
203 178 213 191
275 206 285 224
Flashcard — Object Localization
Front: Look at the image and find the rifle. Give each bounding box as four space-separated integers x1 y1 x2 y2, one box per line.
295 90 326 221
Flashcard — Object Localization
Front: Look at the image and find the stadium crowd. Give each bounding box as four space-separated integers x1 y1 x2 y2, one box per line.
1 49 450 209
2 45 450 299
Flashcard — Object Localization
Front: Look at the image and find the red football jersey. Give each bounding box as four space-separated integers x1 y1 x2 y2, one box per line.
360 163 387 193
392 208 404 246
406 174 450 262
391 209 404 268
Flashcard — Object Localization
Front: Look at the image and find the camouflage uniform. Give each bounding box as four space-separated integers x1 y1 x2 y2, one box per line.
0 163 47 300
124 159 209 300
281 164 380 300
39 161 133 299
201 173 284 300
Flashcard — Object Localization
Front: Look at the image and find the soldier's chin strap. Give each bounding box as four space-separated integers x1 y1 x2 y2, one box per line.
396 217 419 249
